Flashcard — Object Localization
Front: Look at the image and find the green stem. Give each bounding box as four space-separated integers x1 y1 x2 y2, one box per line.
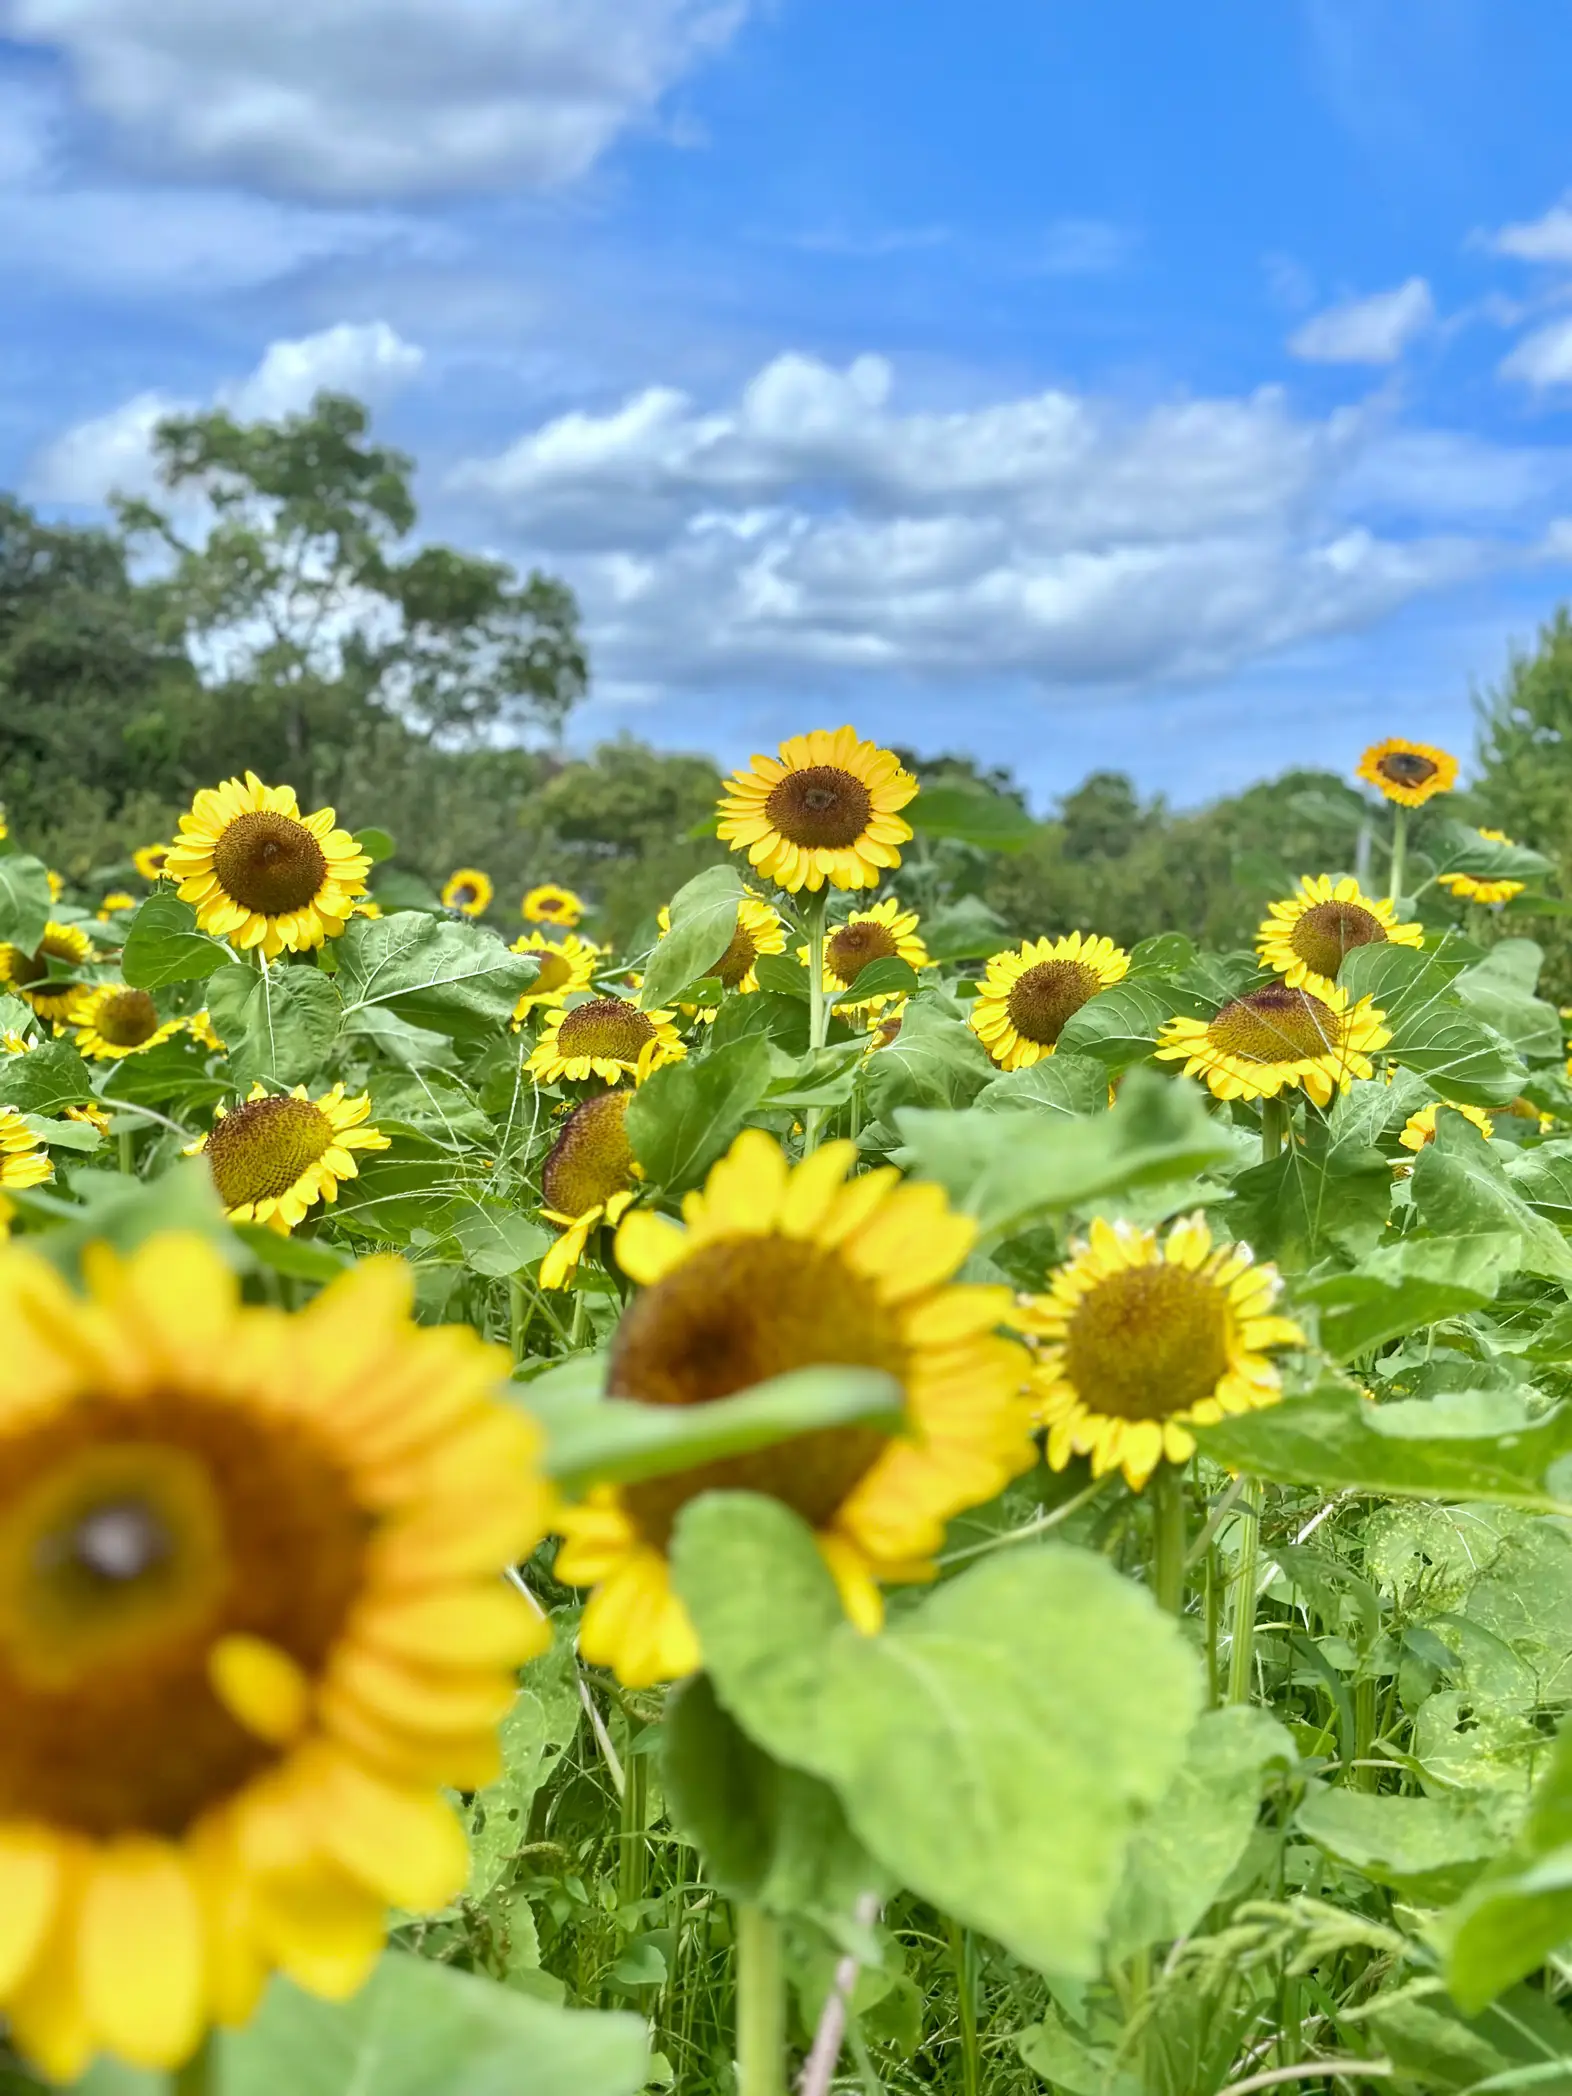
509 1275 532 1365
1205 1540 1222 1708
174 2032 218 2096
568 1288 589 1351
1388 804 1408 909
1260 1095 1288 1164
1149 1463 1187 1616
803 887 829 1156
734 1902 786 2096
116 1126 135 1176
946 1915 980 2096
1227 1478 1263 1706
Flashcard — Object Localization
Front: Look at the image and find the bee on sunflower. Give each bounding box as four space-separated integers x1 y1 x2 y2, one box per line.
441 869 493 917
522 883 586 929
1257 874 1422 996
969 933 1128 1070
716 728 917 893
800 896 928 1012
554 1129 1034 1687
1437 831 1526 907
165 777 369 962
71 986 184 1062
511 932 602 1023
0 1232 552 2080
0 923 97 1022
187 1084 389 1234
528 998 686 1087
538 1091 642 1290
1156 981 1389 1107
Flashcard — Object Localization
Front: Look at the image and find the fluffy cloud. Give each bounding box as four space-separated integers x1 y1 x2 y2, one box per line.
1500 316 1572 390
450 351 1507 696
0 0 753 199
1287 278 1435 364
1490 197 1572 264
27 322 424 504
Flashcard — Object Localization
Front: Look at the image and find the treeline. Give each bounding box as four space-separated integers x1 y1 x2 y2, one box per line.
5 390 1572 983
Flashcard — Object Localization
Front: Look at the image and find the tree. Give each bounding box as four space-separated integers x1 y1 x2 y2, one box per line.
1476 608 1572 995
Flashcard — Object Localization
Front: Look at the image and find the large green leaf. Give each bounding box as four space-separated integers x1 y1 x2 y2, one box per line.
896 1068 1232 1239
336 913 537 1039
206 963 343 1087
465 1687 585 1902
829 956 918 1006
0 853 52 955
1411 1115 1572 1284
1056 981 1182 1069
861 997 995 1116
1339 943 1526 1106
1298 1787 1499 1904
1454 943 1563 1064
907 786 1038 851
120 895 229 989
637 864 743 1012
1194 1380 1572 1512
0 1040 92 1112
1445 1723 1572 2013
625 1035 773 1191
977 1053 1111 1118
671 1498 1200 1976
1297 1233 1520 1359
1429 821 1554 883
1221 1141 1393 1267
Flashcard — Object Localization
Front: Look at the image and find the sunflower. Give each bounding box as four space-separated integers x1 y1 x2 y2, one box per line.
64 1103 112 1137
528 999 686 1088
132 844 171 882
969 933 1129 1071
45 872 63 904
1156 982 1389 1106
1257 874 1423 995
554 1130 1033 1686
188 1085 390 1235
657 895 786 1014
716 728 918 893
165 776 369 963
538 1092 641 1291
441 870 493 918
1356 738 1458 808
1399 1100 1494 1154
1011 1214 1302 1490
522 884 586 929
71 987 184 1063
799 897 929 1012
0 923 96 1023
862 999 909 1056
96 893 137 923
0 1109 52 1192
352 898 383 921
510 932 601 1023
1438 831 1525 907
0 1231 550 2080
187 1011 224 1054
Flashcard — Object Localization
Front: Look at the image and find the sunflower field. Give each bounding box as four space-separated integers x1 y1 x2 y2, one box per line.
0 724 1570 2096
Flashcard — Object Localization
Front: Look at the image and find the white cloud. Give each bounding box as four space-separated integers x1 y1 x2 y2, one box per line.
1287 278 1435 364
1500 316 1572 390
27 322 425 505
1491 197 1572 264
0 0 755 200
449 350 1510 696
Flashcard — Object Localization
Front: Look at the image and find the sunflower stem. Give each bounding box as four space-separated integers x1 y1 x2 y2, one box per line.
509 1274 533 1364
803 887 829 1156
1149 1462 1187 1616
734 1901 787 2096
116 1126 135 1176
946 1914 982 2096
1388 804 1408 908
1260 1095 1288 1163
1227 1477 1263 1706
173 2031 218 2096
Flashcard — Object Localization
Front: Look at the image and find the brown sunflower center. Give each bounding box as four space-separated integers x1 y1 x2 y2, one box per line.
1378 750 1438 788
1289 900 1386 983
1006 959 1100 1046
1064 1263 1232 1423
537 895 568 918
542 1092 635 1217
827 919 899 986
212 811 328 917
92 988 161 1049
764 766 874 850
556 997 656 1064
612 1235 907 1549
1208 983 1342 1065
0 1397 365 1837
206 1094 333 1207
711 923 762 989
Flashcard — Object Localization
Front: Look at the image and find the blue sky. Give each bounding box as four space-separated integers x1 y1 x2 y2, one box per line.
7 0 1572 809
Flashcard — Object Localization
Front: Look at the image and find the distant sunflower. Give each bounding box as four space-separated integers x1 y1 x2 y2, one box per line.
511 932 601 1022
1357 738 1458 808
0 923 96 1022
801 897 929 1011
862 999 909 1056
63 1102 111 1137
539 1092 641 1290
1399 1100 1494 1154
441 869 493 917
166 776 369 962
716 728 918 893
555 1130 1034 1686
657 895 786 1012
969 933 1129 1070
45 872 63 903
1438 831 1525 906
528 998 685 1087
186 1011 224 1053
188 1084 389 1234
1012 1214 1302 1490
0 1108 51 1192
1257 874 1422 995
522 884 586 929
96 893 137 923
132 844 171 882
352 898 383 920
71 986 183 1062
0 1232 550 2080
1156 982 1389 1106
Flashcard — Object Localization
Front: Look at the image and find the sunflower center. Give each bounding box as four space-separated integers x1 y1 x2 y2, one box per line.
1379 751 1438 788
206 1094 333 1207
1064 1264 1232 1423
1208 984 1341 1065
557 998 656 1063
212 810 328 917
93 987 161 1048
542 1092 635 1216
451 883 479 909
827 920 899 986
1289 901 1385 983
612 1235 907 1549
0 1403 366 1837
712 924 761 989
764 766 875 850
1006 959 1100 1046
532 949 575 995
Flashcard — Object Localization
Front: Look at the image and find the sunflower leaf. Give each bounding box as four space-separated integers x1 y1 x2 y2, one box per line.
0 1039 92 1112
0 852 52 956
908 786 1038 851
637 865 743 1013
335 912 537 1038
206 962 343 1087
625 1033 773 1191
1056 981 1186 1068
829 956 918 1006
1443 1724 1572 2013
120 893 230 988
